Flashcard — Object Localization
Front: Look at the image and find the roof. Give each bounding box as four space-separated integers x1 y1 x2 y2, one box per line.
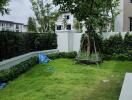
0 20 14 23
0 20 24 25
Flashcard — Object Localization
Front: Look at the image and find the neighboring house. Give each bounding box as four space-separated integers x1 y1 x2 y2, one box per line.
55 12 74 31
115 0 132 32
0 20 27 32
55 12 111 33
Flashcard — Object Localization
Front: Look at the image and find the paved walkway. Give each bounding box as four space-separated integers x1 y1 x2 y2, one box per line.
119 73 132 100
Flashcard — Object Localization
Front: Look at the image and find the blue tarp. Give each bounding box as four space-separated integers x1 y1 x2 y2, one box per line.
39 53 51 64
0 83 7 89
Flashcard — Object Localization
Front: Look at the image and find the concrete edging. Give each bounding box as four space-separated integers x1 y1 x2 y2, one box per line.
0 49 59 71
119 73 132 100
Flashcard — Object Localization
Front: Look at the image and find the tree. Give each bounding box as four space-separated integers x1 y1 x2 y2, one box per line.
0 0 9 15
27 17 37 32
73 19 83 32
53 0 119 57
30 0 59 33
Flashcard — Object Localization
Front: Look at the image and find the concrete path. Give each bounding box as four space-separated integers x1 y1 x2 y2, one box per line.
119 73 132 100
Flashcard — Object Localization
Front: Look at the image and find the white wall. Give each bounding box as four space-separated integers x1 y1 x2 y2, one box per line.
73 33 83 52
56 30 131 52
56 30 82 52
56 31 69 52
102 32 131 39
114 0 124 32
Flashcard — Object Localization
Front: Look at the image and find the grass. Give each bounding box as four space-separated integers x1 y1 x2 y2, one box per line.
0 58 132 100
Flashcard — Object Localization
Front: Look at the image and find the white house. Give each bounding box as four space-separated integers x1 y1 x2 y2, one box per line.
55 12 83 52
0 20 27 32
115 0 132 32
55 11 74 31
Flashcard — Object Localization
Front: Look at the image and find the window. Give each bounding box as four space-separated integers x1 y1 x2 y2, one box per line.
16 25 19 29
57 25 62 30
65 15 70 20
130 18 132 31
67 24 71 30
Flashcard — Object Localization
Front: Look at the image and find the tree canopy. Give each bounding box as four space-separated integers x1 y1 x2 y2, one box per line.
27 17 37 32
0 0 9 15
53 0 119 32
53 0 120 60
30 0 59 33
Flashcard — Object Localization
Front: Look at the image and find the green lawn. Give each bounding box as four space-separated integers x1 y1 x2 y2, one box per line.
0 59 132 100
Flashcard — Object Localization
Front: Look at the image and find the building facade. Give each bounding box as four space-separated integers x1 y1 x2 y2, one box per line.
55 12 75 31
0 20 27 32
55 12 86 33
115 0 132 32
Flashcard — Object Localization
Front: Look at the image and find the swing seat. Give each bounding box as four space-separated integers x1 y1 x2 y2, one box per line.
75 52 102 65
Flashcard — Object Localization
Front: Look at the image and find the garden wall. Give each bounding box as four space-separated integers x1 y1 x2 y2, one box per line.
102 32 132 39
0 49 59 71
56 30 131 52
56 30 83 52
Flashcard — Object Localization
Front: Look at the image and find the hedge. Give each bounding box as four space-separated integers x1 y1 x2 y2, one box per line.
0 31 57 61
102 33 132 61
0 52 77 83
47 51 77 59
0 57 38 83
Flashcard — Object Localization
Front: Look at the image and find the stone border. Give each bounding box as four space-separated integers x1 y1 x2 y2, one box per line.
119 73 132 100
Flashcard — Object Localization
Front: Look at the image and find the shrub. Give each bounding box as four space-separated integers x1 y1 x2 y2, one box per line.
47 52 77 59
64 51 77 58
102 33 124 55
47 53 60 59
102 54 112 60
0 57 38 83
112 54 128 61
102 33 132 61
0 31 57 61
124 33 132 51
127 50 132 60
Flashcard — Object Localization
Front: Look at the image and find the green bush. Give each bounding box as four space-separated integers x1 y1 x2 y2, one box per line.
0 57 38 83
47 53 60 59
102 54 112 60
124 33 132 51
127 50 132 60
102 33 132 61
47 52 77 59
64 52 77 58
0 31 57 61
112 54 128 61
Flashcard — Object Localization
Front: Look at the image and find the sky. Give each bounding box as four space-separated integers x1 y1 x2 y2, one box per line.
0 0 57 25
0 0 34 25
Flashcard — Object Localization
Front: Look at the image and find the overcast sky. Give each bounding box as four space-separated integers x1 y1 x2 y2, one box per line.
0 0 34 25
0 0 57 25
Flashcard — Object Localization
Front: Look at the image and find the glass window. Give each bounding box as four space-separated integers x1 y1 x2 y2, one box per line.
57 25 62 30
130 18 132 31
65 15 70 20
16 25 19 29
67 24 71 30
